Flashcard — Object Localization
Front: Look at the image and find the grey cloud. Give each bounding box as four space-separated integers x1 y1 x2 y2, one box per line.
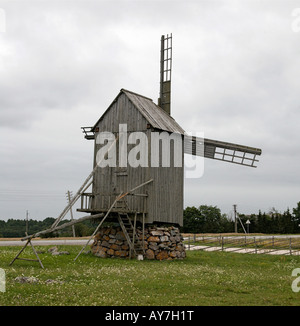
0 0 299 220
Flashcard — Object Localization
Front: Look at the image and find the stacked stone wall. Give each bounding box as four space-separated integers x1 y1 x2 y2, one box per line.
91 225 186 260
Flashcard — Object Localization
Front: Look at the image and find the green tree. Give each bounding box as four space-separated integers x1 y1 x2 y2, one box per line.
292 202 300 233
199 205 223 233
183 206 202 233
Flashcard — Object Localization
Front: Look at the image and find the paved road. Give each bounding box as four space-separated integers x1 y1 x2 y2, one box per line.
0 239 90 247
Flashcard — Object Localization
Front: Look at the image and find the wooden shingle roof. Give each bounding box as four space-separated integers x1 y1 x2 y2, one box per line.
92 88 185 134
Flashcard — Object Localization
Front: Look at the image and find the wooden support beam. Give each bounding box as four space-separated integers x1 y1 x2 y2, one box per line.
51 136 118 229
119 179 153 199
22 213 104 241
74 193 123 261
9 238 44 269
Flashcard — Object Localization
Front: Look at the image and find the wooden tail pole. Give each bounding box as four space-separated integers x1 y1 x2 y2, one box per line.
22 213 104 241
10 213 104 269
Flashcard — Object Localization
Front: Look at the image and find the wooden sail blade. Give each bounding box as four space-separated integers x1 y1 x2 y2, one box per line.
184 136 262 168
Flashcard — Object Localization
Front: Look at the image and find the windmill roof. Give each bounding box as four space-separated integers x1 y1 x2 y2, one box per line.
92 88 185 134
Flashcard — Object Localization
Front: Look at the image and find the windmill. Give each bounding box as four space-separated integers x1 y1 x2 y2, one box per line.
76 33 262 256
11 34 262 266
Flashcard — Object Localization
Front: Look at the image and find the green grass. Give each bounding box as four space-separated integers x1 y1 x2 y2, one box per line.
0 245 300 306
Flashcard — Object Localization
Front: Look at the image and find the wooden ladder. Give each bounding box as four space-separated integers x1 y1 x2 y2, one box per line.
117 213 144 259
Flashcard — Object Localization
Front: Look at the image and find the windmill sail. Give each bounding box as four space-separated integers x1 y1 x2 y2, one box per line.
184 135 262 168
158 33 172 115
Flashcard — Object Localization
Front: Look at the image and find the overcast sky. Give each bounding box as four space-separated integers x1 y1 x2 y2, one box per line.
0 0 300 222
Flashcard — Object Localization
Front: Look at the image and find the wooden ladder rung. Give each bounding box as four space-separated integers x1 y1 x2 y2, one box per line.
15 258 39 262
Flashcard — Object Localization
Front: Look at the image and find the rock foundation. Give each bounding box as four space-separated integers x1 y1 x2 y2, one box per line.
91 225 186 260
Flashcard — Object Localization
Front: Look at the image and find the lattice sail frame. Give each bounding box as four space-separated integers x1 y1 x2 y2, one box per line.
184 135 262 168
158 33 172 115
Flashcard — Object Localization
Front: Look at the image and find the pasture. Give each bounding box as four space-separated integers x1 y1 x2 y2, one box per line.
0 245 300 306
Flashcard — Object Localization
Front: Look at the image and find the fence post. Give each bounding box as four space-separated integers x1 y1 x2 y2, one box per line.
221 237 224 251
254 237 257 254
290 237 292 255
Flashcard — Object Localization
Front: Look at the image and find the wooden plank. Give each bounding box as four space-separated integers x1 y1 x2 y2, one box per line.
14 258 39 262
9 238 44 269
29 239 44 268
9 239 30 266
74 193 123 261
51 136 118 229
22 213 104 241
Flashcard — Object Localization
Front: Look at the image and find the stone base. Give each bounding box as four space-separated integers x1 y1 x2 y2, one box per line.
91 225 186 260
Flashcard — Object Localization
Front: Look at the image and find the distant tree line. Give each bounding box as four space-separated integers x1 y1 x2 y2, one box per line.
1 202 300 237
182 202 300 234
0 217 96 238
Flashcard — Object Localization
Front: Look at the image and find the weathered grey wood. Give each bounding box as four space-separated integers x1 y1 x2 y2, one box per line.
118 214 134 259
142 212 145 253
87 89 185 225
67 190 76 237
51 170 95 229
184 135 261 168
74 193 123 261
22 213 104 241
119 179 153 198
52 137 118 229
84 88 261 226
9 239 30 266
14 258 39 262
9 238 44 269
132 212 137 251
29 239 44 269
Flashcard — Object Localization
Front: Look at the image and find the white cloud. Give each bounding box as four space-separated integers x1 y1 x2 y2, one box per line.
0 0 299 220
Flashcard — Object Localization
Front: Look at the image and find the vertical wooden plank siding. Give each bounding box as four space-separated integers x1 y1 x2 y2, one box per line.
91 92 184 226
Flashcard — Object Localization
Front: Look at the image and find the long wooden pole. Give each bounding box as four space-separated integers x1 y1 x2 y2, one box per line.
9 239 30 266
29 239 44 269
118 179 153 199
51 137 118 229
67 191 76 237
22 213 104 241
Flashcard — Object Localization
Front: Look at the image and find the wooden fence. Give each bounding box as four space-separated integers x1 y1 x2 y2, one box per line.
184 235 300 256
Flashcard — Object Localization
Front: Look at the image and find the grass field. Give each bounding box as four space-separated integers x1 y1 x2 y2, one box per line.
0 245 300 306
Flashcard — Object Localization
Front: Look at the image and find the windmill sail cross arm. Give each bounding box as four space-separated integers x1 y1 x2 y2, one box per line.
184 136 262 168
